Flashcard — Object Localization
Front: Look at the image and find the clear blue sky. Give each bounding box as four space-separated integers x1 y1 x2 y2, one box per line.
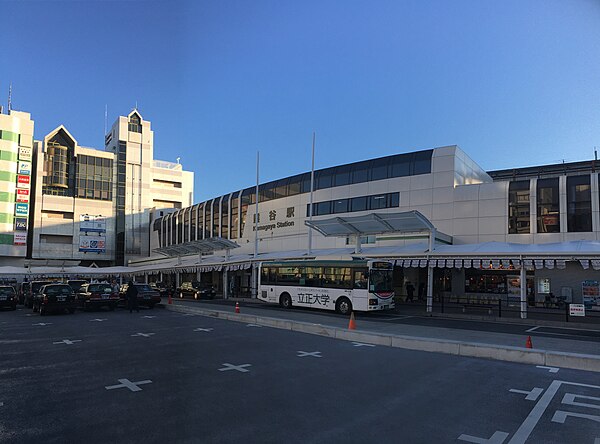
2 0 600 202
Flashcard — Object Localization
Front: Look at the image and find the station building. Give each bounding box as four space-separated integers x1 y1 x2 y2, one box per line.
138 145 600 309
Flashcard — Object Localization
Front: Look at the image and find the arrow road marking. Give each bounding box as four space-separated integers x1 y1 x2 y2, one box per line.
509 388 544 401
297 351 322 358
193 328 213 332
131 333 155 338
352 342 375 347
218 363 251 373
53 339 82 345
105 378 152 392
458 431 509 444
536 365 559 373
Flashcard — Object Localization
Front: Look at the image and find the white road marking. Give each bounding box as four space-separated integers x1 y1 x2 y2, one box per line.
32 322 52 326
105 378 152 392
458 431 509 443
131 332 155 338
352 342 375 347
0 402 3 407
374 315 415 322
218 363 251 372
525 326 540 333
193 328 213 332
507 380 600 444
561 393 600 410
90 318 107 322
595 437 600 444
24 314 33 317
536 365 559 373
297 351 322 358
142 315 156 319
551 410 600 424
509 388 544 401
246 323 262 327
53 339 82 345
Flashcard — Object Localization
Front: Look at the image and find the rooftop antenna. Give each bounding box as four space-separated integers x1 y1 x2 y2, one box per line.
176 157 180 164
104 104 108 135
595 147 598 161
135 100 138 110
7 83 12 113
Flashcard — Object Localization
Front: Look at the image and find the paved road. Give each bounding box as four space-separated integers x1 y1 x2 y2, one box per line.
1 307 599 443
178 298 600 343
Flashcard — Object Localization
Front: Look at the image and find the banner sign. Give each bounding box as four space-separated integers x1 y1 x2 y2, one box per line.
79 235 106 253
16 188 29 203
569 304 585 317
15 203 28 217
582 280 600 311
18 161 31 175
16 175 30 189
80 215 106 233
18 147 32 161
14 232 27 245
15 217 27 231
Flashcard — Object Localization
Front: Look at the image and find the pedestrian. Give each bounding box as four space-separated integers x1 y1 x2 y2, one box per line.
111 279 120 296
406 281 415 302
126 280 139 313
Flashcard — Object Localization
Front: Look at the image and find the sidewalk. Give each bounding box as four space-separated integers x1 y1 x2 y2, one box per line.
165 299 600 373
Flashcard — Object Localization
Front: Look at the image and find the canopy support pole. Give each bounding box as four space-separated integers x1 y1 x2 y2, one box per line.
355 235 362 254
223 269 228 299
520 256 527 319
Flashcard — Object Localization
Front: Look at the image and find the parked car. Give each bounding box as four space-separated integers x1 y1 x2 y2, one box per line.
149 281 172 297
33 284 76 315
76 283 120 311
0 285 17 310
67 279 88 293
25 280 53 308
178 281 216 300
119 283 161 309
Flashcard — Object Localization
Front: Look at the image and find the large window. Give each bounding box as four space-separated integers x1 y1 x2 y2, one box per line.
508 180 530 234
212 199 220 237
197 204 204 239
230 195 239 239
183 208 190 242
221 195 229 239
128 113 142 133
537 178 560 233
75 155 113 201
190 205 197 241
567 175 591 232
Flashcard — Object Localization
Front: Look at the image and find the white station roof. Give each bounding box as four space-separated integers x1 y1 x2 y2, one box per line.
153 237 240 257
304 210 435 237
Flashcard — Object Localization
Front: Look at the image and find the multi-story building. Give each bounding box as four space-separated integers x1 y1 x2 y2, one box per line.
0 110 34 264
2 108 196 267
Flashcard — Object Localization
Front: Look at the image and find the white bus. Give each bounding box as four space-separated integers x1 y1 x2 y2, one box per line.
258 260 395 315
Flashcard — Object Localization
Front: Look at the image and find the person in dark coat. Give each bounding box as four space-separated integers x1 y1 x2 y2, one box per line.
405 281 415 302
126 280 139 313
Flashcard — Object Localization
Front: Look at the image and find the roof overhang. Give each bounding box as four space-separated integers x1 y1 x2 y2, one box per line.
153 237 240 257
305 210 436 237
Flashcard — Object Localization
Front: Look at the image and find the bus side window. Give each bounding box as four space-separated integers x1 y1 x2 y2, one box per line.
354 271 367 289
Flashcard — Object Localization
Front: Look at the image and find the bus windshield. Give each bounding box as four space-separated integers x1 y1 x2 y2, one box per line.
369 269 393 292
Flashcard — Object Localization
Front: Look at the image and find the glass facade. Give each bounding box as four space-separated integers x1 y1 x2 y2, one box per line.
307 192 400 217
212 199 220 237
190 205 197 241
128 113 142 133
230 194 239 239
508 180 530 234
221 195 229 239
537 178 560 233
75 155 113 200
567 175 592 232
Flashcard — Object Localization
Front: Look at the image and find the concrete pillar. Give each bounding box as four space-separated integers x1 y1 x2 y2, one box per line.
251 264 257 299
175 272 180 289
223 269 228 299
144 273 148 284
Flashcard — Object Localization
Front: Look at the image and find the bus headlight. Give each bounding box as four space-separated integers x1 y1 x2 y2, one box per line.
369 299 378 306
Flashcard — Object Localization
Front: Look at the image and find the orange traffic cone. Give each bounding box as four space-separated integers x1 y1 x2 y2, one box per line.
168 293 172 305
348 312 356 330
235 302 240 314
526 336 533 349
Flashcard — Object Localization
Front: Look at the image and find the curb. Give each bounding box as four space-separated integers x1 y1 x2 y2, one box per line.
166 304 600 373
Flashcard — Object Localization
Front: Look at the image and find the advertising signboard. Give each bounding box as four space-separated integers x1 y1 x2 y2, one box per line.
14 232 27 245
16 188 29 203
79 215 106 233
16 175 30 189
18 161 31 175
18 147 32 161
14 217 27 231
569 304 585 317
15 203 28 217
79 235 106 253
582 280 600 311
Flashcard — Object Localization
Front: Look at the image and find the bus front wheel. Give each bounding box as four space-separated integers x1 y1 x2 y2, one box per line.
336 297 352 315
280 293 292 309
